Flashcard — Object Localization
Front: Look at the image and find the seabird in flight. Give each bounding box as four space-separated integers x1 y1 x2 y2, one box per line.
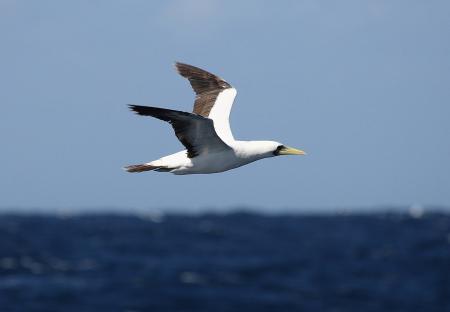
125 62 305 175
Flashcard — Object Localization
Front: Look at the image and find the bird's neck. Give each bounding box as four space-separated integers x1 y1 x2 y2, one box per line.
232 140 276 159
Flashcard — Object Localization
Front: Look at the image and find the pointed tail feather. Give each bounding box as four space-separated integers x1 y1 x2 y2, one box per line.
123 163 162 173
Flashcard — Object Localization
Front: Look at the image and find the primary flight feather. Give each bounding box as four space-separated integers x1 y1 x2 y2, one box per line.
125 62 305 175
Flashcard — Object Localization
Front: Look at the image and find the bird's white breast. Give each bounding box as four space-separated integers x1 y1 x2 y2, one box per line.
171 150 241 174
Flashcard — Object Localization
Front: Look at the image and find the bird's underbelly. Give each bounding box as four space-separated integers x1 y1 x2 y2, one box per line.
172 151 254 175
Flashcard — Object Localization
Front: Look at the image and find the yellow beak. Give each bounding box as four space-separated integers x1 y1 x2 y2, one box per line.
278 146 306 156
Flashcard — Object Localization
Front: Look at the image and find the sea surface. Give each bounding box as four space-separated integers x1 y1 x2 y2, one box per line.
0 212 449 312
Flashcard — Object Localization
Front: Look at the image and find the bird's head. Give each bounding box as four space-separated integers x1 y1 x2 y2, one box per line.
247 141 306 158
272 142 306 157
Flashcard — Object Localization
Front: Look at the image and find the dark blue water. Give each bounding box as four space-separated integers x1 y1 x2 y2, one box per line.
0 212 449 312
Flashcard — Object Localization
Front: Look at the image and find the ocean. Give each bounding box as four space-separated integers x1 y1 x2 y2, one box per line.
0 212 449 312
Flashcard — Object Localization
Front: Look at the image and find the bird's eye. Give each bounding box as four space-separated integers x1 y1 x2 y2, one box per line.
273 145 284 156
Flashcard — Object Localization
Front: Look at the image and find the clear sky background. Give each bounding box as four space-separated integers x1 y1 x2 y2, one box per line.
1 0 449 213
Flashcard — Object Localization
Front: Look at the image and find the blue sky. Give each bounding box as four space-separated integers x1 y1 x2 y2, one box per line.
1 0 449 213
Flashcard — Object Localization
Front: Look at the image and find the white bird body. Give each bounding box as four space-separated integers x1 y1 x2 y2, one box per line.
148 141 280 175
125 63 305 175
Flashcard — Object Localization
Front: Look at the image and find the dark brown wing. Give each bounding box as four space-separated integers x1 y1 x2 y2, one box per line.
175 62 232 117
128 105 230 158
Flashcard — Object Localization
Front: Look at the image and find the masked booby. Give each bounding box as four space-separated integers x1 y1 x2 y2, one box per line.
125 62 305 175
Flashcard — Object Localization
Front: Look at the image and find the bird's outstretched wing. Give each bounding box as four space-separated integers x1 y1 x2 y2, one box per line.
175 62 237 145
129 105 231 158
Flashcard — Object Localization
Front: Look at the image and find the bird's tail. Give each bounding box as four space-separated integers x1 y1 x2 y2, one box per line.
123 163 162 173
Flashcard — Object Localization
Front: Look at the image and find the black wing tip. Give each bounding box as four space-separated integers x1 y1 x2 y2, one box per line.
128 104 147 116
174 61 185 69
174 61 201 77
174 61 193 69
174 61 232 89
174 61 214 77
